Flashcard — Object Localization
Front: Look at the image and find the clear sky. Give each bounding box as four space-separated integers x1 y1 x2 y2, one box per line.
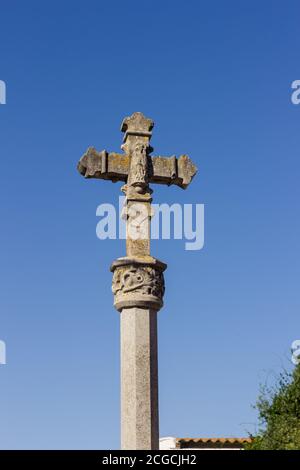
0 0 299 449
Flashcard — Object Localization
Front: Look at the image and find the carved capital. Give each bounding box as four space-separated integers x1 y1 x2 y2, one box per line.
110 256 167 312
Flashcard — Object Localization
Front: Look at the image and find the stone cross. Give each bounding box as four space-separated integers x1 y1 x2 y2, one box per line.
77 112 197 450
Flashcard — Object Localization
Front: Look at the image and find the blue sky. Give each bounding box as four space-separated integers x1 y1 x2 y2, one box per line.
0 0 299 449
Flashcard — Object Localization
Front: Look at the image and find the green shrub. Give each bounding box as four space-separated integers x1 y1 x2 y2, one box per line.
246 364 300 450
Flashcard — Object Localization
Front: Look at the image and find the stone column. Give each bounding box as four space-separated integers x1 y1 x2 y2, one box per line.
120 307 158 449
111 112 167 449
111 257 166 450
77 112 197 450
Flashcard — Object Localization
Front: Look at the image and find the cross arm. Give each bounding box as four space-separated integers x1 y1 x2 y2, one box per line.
77 147 197 189
77 147 128 183
151 155 197 189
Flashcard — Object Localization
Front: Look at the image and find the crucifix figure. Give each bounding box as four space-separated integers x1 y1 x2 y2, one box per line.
77 112 197 450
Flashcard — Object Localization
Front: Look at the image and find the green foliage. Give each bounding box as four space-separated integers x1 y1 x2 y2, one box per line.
246 364 300 450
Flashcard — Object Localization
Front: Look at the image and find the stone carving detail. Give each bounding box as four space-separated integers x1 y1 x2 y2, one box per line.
111 262 165 311
112 265 164 298
121 112 154 137
127 143 149 191
77 112 197 189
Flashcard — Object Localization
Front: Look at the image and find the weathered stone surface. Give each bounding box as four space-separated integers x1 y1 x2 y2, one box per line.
77 148 197 189
121 111 154 139
151 154 197 189
127 142 149 191
124 198 152 257
77 112 197 450
111 256 166 312
121 307 159 450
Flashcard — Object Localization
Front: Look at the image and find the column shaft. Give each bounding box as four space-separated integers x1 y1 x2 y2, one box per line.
120 307 159 450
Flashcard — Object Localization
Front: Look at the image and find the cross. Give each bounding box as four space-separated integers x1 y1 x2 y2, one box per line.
77 112 197 450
